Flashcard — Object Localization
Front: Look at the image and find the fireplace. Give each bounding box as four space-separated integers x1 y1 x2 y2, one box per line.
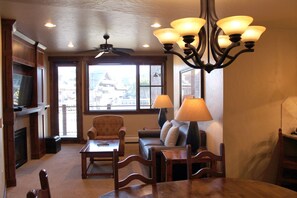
15 128 27 168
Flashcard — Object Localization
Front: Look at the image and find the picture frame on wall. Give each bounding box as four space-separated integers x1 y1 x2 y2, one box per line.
179 68 204 105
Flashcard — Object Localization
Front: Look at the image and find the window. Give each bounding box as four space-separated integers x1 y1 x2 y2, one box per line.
85 56 167 114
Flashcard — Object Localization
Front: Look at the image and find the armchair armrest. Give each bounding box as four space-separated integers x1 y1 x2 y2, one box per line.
138 130 161 138
87 127 97 139
118 126 126 139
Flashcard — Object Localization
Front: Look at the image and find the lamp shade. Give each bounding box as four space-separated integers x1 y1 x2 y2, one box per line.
152 95 173 108
175 98 212 121
171 17 206 37
218 35 232 48
241 26 266 42
217 16 253 35
153 28 180 44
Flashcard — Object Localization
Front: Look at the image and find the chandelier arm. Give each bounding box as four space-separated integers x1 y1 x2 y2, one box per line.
199 0 208 18
217 48 254 69
198 27 207 58
165 51 202 69
207 0 219 27
186 44 206 67
211 27 234 60
210 26 221 62
213 42 240 68
212 28 224 55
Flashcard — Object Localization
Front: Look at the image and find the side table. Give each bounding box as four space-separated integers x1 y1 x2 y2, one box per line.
161 149 188 181
161 148 208 181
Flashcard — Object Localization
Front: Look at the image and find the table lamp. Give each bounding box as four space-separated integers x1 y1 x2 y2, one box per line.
175 98 212 154
152 95 173 128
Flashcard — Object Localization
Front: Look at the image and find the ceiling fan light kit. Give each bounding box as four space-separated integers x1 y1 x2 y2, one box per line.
94 34 134 58
153 0 266 73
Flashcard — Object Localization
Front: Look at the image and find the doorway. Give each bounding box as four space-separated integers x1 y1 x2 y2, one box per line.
49 60 83 143
58 66 78 138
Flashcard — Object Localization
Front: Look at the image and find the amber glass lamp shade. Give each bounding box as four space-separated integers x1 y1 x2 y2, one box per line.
241 26 266 42
217 16 253 35
153 28 180 44
171 17 206 37
218 35 232 49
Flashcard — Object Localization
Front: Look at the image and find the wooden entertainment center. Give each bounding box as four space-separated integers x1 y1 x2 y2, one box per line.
2 19 48 187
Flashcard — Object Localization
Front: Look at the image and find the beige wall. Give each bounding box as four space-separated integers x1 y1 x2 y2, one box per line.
0 19 6 197
224 28 297 182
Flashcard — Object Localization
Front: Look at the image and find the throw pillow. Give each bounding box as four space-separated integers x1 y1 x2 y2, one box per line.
164 126 179 147
160 120 172 143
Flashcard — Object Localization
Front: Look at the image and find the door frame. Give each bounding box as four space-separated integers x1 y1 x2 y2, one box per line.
49 57 83 143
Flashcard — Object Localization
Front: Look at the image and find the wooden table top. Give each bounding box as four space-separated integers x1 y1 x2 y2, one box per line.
161 149 187 160
100 178 297 198
80 140 119 153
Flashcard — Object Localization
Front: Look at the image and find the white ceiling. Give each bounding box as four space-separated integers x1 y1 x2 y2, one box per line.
0 0 296 54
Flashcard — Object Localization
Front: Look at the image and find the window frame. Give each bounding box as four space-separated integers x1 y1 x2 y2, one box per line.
84 56 167 114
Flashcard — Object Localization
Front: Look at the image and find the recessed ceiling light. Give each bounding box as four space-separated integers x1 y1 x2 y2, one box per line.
44 22 56 28
68 42 74 48
151 23 161 28
143 44 150 48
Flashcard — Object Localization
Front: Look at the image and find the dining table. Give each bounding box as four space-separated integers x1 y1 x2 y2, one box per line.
100 177 297 197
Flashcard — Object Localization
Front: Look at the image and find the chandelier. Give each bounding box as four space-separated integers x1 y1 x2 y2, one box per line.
153 0 266 73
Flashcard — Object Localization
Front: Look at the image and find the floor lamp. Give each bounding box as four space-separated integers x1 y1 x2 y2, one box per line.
175 98 212 154
152 95 173 128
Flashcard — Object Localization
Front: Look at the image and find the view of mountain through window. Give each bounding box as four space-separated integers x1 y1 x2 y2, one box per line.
88 65 137 110
88 64 162 112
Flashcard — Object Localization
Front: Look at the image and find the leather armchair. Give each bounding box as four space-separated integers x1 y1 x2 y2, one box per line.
87 115 126 156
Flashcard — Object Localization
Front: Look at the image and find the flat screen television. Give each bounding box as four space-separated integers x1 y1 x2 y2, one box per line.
13 73 33 107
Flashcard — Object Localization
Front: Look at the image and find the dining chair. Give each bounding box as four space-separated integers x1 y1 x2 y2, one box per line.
113 148 156 190
26 169 51 198
187 143 225 179
276 128 297 188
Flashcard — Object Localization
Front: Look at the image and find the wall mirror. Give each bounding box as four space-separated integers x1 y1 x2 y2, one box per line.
179 68 204 105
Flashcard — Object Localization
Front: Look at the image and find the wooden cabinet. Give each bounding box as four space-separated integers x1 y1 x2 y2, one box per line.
12 36 35 67
1 18 47 187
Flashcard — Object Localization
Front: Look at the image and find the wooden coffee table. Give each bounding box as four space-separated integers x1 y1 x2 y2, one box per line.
80 139 119 179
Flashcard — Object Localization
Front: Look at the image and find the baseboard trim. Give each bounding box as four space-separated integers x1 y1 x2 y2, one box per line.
126 136 138 143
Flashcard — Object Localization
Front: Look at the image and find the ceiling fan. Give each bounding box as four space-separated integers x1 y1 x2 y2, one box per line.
93 34 134 58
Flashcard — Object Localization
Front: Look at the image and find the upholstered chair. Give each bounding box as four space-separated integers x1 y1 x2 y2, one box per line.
87 115 126 156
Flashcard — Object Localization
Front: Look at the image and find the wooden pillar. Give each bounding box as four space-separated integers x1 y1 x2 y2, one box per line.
1 18 16 187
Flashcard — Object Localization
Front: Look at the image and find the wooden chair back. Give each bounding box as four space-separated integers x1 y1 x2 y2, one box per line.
26 169 51 198
276 128 297 187
187 143 225 179
113 148 156 190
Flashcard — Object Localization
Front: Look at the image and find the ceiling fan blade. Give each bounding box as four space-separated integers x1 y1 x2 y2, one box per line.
95 51 105 58
75 48 99 54
112 48 134 56
114 48 134 53
111 50 130 56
